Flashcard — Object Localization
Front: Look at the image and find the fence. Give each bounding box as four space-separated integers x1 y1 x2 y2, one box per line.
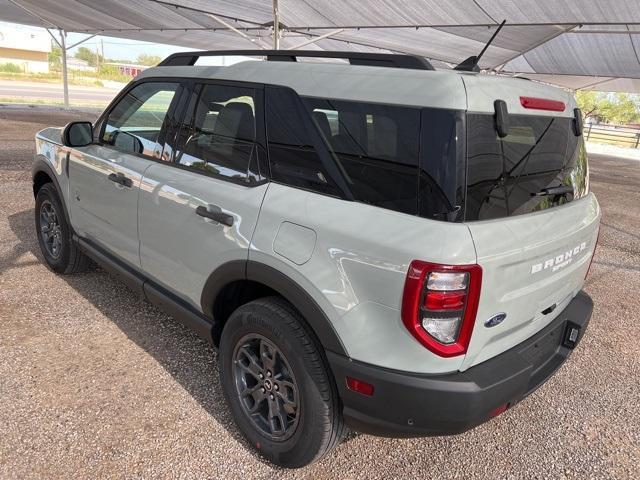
584 123 640 148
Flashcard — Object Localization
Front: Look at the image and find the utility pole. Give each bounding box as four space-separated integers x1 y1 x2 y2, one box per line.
272 0 280 49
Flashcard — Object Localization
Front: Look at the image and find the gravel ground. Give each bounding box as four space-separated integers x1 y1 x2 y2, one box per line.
0 107 638 479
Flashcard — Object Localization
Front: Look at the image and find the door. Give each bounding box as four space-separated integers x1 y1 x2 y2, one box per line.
69 81 182 267
138 82 269 309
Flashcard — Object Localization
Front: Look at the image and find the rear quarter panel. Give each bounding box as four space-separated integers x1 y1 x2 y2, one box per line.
251 183 478 374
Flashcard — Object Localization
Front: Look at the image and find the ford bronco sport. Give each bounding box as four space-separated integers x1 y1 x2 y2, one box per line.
32 50 599 468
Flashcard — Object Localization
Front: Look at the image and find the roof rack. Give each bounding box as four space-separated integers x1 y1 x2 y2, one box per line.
158 50 434 70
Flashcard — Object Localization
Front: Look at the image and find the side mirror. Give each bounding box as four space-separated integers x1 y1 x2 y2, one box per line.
62 121 93 147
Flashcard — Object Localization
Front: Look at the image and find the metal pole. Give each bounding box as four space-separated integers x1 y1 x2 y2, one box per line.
205 13 265 49
59 29 69 109
273 0 280 49
290 29 345 49
587 123 592 141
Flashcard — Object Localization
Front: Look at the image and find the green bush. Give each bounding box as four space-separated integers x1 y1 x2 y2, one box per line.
96 64 131 83
0 63 24 74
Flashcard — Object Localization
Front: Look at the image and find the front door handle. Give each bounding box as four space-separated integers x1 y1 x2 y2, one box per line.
108 172 133 188
195 205 234 227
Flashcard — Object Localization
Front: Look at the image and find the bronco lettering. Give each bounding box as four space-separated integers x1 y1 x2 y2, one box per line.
531 242 587 274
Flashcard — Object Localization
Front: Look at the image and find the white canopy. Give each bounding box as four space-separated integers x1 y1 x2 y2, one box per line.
2 0 640 92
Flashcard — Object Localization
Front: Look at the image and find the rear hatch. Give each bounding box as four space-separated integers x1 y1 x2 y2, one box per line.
459 78 600 369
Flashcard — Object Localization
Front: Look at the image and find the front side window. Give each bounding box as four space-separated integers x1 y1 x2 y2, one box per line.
175 84 261 183
102 82 178 156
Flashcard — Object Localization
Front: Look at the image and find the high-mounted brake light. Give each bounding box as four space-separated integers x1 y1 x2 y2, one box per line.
520 96 566 112
402 261 482 357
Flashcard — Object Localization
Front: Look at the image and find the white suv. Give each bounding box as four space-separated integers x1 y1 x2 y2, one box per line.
32 50 599 468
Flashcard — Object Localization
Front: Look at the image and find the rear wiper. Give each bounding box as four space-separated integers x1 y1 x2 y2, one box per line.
531 185 574 197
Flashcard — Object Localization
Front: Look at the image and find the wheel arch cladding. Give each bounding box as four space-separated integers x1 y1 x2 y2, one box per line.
33 169 53 196
201 260 348 356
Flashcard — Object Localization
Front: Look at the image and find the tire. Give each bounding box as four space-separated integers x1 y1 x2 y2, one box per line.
35 183 89 274
219 296 344 468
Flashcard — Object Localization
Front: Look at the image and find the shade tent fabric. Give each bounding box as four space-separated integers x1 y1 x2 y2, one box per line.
2 0 640 91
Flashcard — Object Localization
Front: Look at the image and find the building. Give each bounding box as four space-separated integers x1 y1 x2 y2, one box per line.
0 26 51 73
67 57 96 72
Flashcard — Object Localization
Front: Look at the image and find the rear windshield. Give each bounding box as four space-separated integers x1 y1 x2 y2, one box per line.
465 114 588 221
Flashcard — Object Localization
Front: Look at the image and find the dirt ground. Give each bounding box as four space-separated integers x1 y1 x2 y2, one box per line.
1 106 639 479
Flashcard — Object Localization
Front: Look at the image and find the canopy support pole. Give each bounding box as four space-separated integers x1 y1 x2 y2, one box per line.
272 0 280 49
67 33 98 50
59 30 69 109
205 13 265 49
290 29 345 49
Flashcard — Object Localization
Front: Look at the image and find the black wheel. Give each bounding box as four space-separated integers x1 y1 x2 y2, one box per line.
35 183 89 274
219 297 344 468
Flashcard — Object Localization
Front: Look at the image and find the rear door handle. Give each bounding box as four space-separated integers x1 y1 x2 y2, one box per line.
108 172 133 188
195 205 234 227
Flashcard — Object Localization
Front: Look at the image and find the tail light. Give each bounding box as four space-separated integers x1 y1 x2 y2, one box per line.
401 261 482 357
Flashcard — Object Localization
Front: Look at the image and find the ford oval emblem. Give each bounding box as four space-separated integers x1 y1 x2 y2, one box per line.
485 313 507 328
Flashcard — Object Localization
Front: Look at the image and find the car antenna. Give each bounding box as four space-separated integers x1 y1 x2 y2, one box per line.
454 19 507 72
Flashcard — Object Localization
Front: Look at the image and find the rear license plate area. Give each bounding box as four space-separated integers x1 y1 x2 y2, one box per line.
520 322 563 371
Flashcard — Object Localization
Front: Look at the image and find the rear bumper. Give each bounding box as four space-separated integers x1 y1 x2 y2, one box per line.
328 290 593 437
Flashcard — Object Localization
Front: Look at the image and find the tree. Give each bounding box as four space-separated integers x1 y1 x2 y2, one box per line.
576 91 640 125
136 54 162 66
598 93 640 125
48 44 62 69
575 91 600 118
74 46 103 67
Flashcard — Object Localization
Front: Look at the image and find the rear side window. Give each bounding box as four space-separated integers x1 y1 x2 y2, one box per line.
102 82 178 156
265 87 341 196
265 88 464 219
175 84 262 184
466 114 587 221
303 97 421 215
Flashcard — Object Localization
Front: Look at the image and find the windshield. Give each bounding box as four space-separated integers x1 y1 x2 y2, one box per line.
465 114 588 221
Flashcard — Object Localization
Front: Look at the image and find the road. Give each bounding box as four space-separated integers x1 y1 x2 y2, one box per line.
0 79 120 105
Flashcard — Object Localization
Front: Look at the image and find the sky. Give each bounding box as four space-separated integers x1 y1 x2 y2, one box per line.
0 21 194 63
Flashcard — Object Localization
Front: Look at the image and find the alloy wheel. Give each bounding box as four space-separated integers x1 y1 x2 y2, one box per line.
232 334 300 441
39 200 62 259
